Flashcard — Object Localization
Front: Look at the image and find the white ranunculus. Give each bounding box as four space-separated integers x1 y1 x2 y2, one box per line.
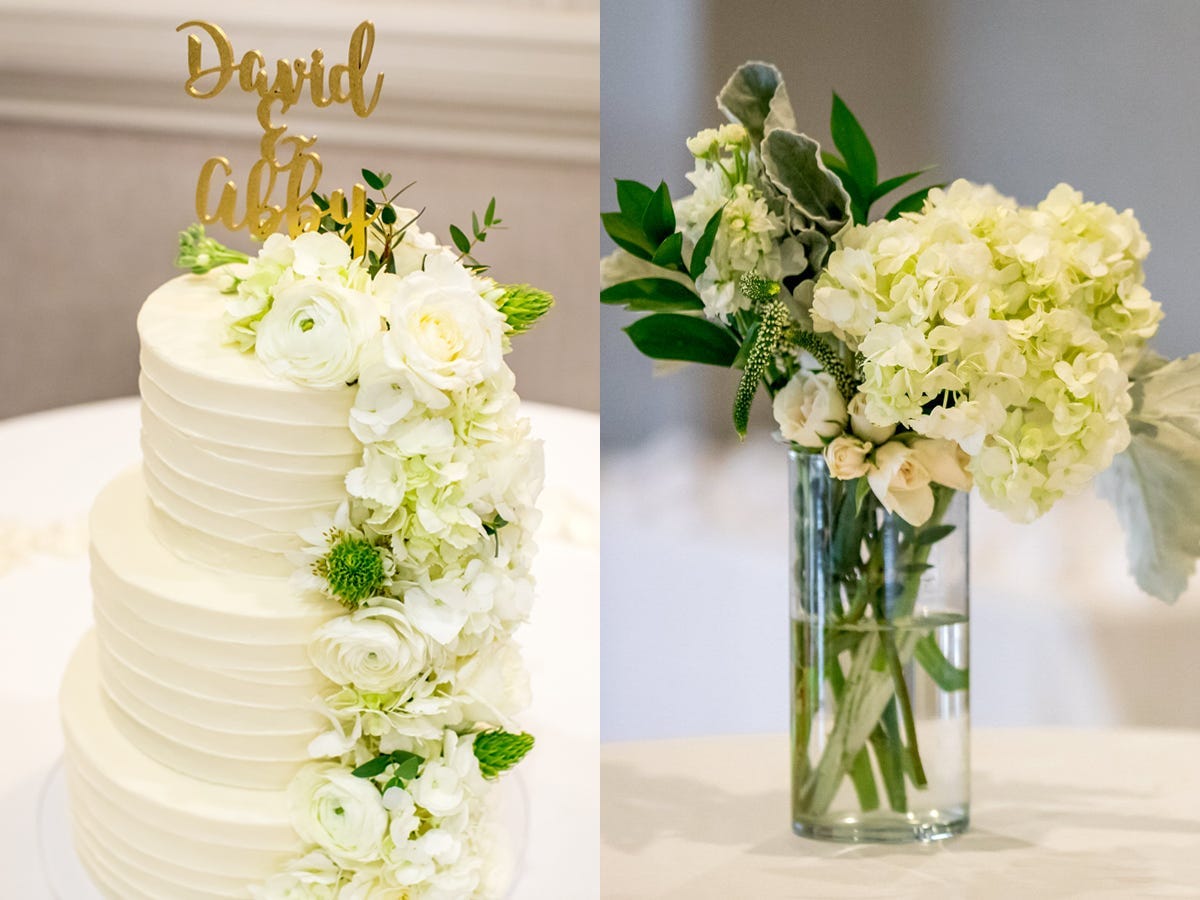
823 435 872 481
288 763 388 867
911 438 973 491
455 639 531 724
378 254 505 400
255 279 381 388
308 602 429 693
773 372 848 448
868 441 935 526
847 392 896 444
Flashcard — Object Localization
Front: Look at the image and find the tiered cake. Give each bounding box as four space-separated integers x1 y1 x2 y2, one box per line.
61 275 348 897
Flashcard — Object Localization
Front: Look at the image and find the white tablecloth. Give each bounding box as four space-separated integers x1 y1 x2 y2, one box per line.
602 432 1200 741
601 729 1200 898
0 397 599 899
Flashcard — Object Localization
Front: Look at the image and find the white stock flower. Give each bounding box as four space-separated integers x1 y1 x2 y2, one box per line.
867 441 935 526
847 392 895 444
309 601 430 693
255 280 381 388
378 254 505 401
289 764 388 867
823 435 872 481
773 372 848 448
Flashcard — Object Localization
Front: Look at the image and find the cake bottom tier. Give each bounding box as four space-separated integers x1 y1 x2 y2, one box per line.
61 632 304 899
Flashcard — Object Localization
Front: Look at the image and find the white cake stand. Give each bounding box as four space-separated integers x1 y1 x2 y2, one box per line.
39 759 530 898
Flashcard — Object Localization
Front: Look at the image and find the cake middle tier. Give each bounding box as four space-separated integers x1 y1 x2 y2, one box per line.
92 467 337 790
137 274 361 573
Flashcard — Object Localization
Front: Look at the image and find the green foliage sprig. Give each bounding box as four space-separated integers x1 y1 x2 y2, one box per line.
313 168 423 278
352 749 424 796
449 198 504 273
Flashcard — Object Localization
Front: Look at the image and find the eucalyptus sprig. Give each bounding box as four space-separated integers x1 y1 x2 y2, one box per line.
449 198 504 273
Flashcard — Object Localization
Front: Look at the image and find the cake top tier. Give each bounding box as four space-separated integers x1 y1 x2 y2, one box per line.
137 275 359 575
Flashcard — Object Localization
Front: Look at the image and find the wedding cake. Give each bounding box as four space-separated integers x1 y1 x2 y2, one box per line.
60 213 551 898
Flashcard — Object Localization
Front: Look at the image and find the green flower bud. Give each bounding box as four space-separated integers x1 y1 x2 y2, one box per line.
737 271 781 304
175 223 249 274
496 284 554 335
313 534 387 608
473 730 535 778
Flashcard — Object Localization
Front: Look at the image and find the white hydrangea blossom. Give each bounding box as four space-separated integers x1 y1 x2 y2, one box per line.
813 179 1160 521
233 230 539 897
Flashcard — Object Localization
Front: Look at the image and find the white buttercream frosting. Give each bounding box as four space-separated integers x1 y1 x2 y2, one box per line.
62 634 304 899
137 275 359 573
89 468 336 790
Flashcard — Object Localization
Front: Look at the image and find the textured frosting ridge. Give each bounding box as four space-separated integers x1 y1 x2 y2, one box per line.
137 275 359 574
63 634 304 899
88 468 336 790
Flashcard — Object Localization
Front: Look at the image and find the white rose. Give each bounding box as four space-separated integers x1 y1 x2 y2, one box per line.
867 441 935 526
773 371 848 448
378 254 505 399
255 280 381 388
911 438 973 492
847 392 896 444
823 435 872 480
455 639 532 724
308 602 429 693
288 764 388 867
249 850 340 900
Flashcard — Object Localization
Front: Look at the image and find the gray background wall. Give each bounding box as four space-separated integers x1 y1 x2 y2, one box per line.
602 0 1200 449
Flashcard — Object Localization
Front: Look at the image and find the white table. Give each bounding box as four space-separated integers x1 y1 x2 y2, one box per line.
601 729 1200 899
0 397 599 899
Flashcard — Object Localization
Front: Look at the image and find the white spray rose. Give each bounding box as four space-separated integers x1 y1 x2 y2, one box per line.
847 392 896 444
288 764 388 867
773 372 849 448
308 602 429 693
911 438 973 492
255 280 381 388
378 254 505 402
823 435 873 480
867 441 935 526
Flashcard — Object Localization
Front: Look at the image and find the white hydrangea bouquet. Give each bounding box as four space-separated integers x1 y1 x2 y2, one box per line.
179 171 552 894
602 62 1200 843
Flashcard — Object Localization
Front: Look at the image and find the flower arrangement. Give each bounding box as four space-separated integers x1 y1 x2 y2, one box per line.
602 62 1200 839
178 171 551 895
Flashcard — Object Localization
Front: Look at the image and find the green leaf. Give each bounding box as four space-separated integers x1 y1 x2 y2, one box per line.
915 524 956 546
870 168 932 204
624 314 739 367
310 192 329 211
641 182 676 246
485 197 497 225
449 224 472 255
716 61 796 146
830 93 878 191
885 185 941 220
914 635 969 692
352 755 392 779
601 278 703 312
651 232 685 270
854 476 873 513
615 179 655 220
390 751 422 781
601 212 655 260
688 207 724 279
361 168 385 190
761 130 851 231
378 171 392 188
380 204 397 226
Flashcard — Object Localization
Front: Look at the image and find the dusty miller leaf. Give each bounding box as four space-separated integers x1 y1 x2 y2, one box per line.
716 61 797 146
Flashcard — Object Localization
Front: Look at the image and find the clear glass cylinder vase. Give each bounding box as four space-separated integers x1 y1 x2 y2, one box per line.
789 448 969 843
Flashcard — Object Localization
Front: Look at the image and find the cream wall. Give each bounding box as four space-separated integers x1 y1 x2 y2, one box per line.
0 0 600 420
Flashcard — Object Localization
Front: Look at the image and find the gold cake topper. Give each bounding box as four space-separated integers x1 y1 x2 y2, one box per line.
178 20 385 257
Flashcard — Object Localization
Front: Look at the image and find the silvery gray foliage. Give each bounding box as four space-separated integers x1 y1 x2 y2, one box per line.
1098 352 1200 603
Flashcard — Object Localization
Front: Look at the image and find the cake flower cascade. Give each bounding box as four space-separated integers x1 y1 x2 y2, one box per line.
601 61 1200 841
179 172 552 896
